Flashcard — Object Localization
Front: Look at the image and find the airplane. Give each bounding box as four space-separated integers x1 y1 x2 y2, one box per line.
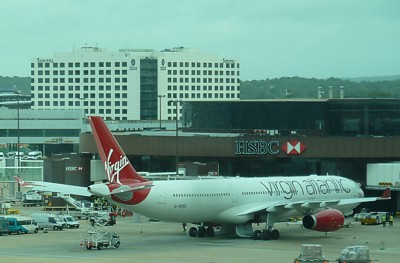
87 116 391 240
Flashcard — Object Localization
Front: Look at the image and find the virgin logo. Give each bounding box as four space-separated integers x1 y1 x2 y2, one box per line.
105 149 129 185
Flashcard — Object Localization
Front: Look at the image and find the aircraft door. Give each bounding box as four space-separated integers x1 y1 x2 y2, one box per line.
229 184 238 203
156 186 166 204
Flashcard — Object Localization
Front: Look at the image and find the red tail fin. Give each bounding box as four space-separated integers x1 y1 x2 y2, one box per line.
88 116 148 184
14 176 31 187
14 176 25 185
381 187 391 199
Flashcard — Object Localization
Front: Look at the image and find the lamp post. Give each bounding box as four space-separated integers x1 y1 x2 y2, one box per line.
170 99 182 175
16 89 21 192
157 95 166 129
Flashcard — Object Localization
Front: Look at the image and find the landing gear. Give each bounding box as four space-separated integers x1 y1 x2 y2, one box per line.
253 212 280 240
188 227 197 237
253 230 262 240
188 226 215 238
253 229 280 240
197 226 206 237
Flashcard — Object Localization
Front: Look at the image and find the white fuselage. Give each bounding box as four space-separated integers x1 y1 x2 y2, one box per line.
111 175 362 224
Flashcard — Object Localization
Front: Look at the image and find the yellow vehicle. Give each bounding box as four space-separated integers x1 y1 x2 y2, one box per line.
360 212 386 225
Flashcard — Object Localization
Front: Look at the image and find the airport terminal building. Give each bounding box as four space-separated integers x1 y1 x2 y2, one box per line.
80 98 400 212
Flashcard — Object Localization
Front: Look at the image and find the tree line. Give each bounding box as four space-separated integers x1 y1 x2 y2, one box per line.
1 76 400 99
0 76 30 95
240 76 400 99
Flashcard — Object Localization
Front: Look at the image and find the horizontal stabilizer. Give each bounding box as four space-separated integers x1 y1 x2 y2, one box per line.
110 184 153 195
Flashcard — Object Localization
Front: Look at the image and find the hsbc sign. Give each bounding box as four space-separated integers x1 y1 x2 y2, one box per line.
235 139 306 156
235 140 280 155
281 140 306 155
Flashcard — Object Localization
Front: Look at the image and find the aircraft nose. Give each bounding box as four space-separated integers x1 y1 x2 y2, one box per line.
88 183 111 197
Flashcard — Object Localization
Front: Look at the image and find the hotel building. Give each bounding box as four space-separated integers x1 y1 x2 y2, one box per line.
30 46 240 121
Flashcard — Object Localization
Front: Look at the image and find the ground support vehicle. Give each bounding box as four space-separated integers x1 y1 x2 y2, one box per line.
0 217 9 235
31 213 64 230
360 212 387 225
3 216 39 234
57 214 80 229
337 245 371 263
80 219 120 250
22 190 44 207
293 244 329 263
353 212 369 221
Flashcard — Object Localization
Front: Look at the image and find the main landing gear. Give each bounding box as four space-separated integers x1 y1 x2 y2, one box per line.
252 229 280 240
188 226 215 238
253 212 280 240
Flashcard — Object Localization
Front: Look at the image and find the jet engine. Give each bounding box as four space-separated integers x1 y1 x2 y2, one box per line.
302 209 345 232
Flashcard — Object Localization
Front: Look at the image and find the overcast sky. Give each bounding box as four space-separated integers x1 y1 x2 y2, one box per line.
1 0 399 80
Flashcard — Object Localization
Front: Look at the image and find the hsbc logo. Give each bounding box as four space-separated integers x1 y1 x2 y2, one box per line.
281 140 306 155
235 139 306 156
65 166 83 172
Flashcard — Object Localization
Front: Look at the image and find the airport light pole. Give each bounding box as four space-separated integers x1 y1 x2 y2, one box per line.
157 95 166 129
171 99 182 176
16 89 21 192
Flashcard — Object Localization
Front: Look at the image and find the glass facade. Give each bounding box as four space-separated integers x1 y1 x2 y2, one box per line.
183 99 400 136
326 99 400 136
140 59 158 120
183 101 326 134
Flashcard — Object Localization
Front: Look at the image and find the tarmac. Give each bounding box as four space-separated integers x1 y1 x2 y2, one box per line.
1 206 400 263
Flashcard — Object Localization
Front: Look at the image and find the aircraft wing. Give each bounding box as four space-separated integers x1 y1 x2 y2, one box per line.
236 188 391 217
337 187 392 206
31 182 91 197
15 177 91 197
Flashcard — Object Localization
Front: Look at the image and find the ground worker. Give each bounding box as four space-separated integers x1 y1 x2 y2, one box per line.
389 213 394 227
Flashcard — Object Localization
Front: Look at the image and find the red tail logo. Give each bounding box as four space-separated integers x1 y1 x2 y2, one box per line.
88 116 147 184
105 148 130 185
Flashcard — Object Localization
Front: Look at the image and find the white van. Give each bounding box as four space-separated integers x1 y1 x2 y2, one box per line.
27 151 43 160
0 152 4 160
8 151 24 159
57 214 80 229
31 213 64 230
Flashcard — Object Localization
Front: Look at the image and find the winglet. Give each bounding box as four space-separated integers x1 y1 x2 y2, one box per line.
380 187 391 199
